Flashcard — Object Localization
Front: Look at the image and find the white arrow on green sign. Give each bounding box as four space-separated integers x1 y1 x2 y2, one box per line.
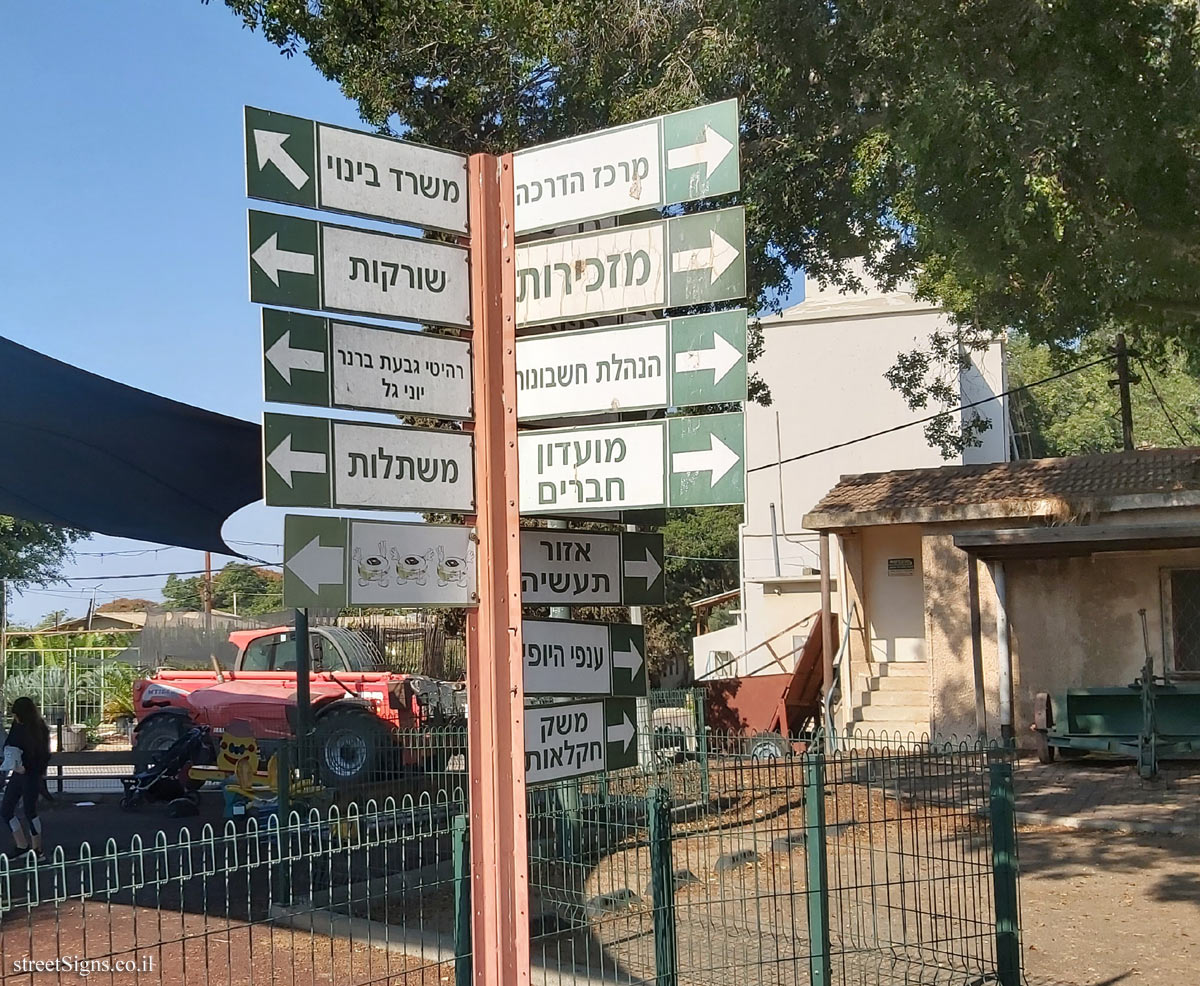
520 529 663 606
523 619 647 698
514 207 745 327
244 107 468 234
513 99 739 234
524 698 638 785
518 412 744 514
263 412 474 512
516 309 746 420
248 210 471 328
282 514 477 609
262 309 472 420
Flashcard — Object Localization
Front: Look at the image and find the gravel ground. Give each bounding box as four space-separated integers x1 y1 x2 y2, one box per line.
1019 827 1200 985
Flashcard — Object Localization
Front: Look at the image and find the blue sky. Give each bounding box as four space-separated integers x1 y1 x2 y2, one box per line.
2 3 798 625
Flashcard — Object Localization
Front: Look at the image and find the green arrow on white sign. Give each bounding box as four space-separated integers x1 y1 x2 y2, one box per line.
283 514 478 609
245 107 468 234
524 698 638 785
513 99 738 233
522 619 647 698
264 412 474 512
262 309 472 420
248 210 471 328
516 309 746 420
514 207 745 327
518 412 744 514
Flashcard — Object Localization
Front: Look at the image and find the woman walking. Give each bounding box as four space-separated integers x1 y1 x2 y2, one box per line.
1 697 51 862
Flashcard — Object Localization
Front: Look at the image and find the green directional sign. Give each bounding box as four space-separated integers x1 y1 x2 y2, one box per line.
516 309 746 420
524 698 638 785
262 308 472 420
263 412 474 512
282 514 478 609
248 210 471 328
245 106 468 234
518 412 744 513
514 207 745 328
513 99 739 234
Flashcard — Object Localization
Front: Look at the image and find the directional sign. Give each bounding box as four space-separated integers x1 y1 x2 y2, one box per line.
282 515 477 609
521 529 663 606
523 620 647 698
518 412 744 514
263 412 474 512
516 309 746 420
244 107 468 234
514 207 745 327
524 699 638 785
248 210 471 328
262 309 472 420
512 99 739 234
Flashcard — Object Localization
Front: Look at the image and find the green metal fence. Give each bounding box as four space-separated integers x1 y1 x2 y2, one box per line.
0 732 1018 986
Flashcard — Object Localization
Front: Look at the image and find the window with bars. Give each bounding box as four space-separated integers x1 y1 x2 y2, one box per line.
1168 569 1200 673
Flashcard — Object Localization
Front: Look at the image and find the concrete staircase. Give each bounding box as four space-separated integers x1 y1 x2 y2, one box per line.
845 662 931 741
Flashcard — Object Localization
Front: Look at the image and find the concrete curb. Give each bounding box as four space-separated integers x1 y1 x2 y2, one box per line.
1016 810 1199 837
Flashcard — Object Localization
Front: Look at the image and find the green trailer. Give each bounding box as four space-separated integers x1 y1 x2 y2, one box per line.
1033 612 1200 778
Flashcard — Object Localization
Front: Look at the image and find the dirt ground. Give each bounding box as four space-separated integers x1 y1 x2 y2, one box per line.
1019 827 1200 986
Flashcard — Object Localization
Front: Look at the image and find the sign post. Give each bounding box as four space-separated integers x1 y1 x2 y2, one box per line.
463 153 529 986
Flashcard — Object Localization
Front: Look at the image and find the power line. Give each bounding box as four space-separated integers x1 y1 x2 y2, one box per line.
747 353 1114 474
1135 356 1197 445
51 565 282 583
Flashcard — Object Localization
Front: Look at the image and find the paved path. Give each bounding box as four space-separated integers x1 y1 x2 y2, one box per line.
1014 757 1200 834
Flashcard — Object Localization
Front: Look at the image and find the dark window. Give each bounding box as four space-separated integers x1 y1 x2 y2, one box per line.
1171 570 1200 672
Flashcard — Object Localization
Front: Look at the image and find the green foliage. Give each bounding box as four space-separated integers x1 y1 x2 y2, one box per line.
97 597 158 613
644 505 740 679
1009 333 1200 456
163 563 283 615
0 517 83 589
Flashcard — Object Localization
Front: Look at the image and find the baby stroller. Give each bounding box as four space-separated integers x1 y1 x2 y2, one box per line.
121 724 212 811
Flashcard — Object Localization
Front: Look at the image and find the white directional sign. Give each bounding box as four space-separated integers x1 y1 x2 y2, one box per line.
514 207 745 327
523 620 647 698
524 699 638 785
262 309 472 419
516 310 746 419
513 99 739 234
520 529 664 606
282 515 477 609
518 412 744 513
263 412 474 512
245 107 468 234
248 211 471 328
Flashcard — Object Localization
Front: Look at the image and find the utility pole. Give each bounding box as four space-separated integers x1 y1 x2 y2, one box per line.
1109 334 1140 451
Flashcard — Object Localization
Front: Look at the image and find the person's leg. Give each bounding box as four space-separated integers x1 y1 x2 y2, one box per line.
23 777 42 854
1 776 29 851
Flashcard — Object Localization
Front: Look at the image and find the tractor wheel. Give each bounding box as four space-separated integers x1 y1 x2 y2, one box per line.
1033 730 1056 764
314 708 389 788
748 732 790 762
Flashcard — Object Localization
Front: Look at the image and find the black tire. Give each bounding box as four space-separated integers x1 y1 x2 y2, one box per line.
134 716 207 791
748 732 790 762
314 707 390 788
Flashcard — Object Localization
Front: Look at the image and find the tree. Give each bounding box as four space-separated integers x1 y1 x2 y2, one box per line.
217 0 1200 438
1009 333 1200 457
0 517 83 589
162 564 283 615
96 597 159 613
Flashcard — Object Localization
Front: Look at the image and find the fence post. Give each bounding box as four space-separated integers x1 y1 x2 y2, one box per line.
647 786 678 986
275 743 292 907
453 812 472 986
988 753 1021 986
691 689 710 804
804 752 832 986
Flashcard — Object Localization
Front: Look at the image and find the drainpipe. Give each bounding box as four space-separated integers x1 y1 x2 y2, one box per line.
819 532 835 705
769 503 782 578
992 561 1014 742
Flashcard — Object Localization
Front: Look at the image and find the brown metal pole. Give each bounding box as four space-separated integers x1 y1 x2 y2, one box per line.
819 531 835 701
967 553 988 740
465 151 529 986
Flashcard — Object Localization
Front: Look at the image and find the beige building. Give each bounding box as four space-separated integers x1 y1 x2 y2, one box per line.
804 447 1200 745
692 265 1007 735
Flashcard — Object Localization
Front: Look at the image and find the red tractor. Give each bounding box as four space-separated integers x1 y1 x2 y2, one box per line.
132 625 465 786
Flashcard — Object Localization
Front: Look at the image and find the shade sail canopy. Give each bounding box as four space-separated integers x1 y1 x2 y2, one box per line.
0 335 261 555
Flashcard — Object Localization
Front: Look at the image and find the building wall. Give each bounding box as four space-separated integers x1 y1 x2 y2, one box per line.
847 517 1200 743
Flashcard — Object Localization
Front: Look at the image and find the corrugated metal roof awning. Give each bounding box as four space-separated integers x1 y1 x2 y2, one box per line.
953 524 1200 560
